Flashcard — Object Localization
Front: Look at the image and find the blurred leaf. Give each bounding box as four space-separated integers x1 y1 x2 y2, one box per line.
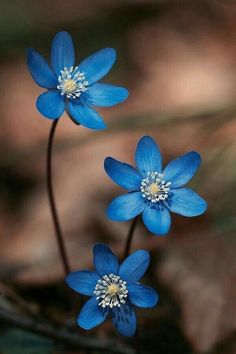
0 328 53 354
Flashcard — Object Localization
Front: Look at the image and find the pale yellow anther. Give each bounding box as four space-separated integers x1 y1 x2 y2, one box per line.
64 79 77 93
107 284 119 296
148 183 159 194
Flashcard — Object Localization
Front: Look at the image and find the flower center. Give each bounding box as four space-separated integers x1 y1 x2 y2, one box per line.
149 183 160 194
63 79 77 92
107 284 119 296
57 66 88 99
141 172 171 203
94 274 128 308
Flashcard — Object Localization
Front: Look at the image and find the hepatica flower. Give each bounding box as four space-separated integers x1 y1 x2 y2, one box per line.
66 244 158 336
27 31 128 129
104 136 207 235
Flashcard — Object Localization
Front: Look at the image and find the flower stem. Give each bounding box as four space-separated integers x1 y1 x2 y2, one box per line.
46 119 71 276
123 217 140 354
123 217 138 259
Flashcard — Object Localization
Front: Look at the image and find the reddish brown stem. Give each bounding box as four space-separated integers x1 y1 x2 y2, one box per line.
46 119 71 276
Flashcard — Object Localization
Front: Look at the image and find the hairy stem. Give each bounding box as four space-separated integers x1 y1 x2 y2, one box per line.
46 119 70 276
123 217 138 259
123 217 140 354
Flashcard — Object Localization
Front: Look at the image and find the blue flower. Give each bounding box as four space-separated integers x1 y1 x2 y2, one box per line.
27 31 129 130
104 136 207 235
66 243 158 336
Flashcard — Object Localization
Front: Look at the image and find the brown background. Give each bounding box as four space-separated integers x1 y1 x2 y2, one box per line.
0 1 235 353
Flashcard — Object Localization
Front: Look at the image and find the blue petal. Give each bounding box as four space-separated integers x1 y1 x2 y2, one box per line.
104 157 142 191
107 192 145 222
167 188 207 216
51 31 75 76
82 83 129 107
77 296 108 330
93 244 119 277
65 271 99 296
119 250 150 283
68 101 106 130
135 136 162 176
163 151 201 188
27 48 57 89
128 283 159 308
78 48 116 85
111 301 136 337
142 206 171 235
36 90 65 119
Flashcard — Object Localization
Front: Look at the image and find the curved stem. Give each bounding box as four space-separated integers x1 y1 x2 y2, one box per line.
46 119 71 276
123 217 140 354
122 217 139 354
123 217 138 260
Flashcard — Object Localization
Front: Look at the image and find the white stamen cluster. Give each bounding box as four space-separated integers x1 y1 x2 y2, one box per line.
57 66 88 99
94 274 128 308
141 172 171 203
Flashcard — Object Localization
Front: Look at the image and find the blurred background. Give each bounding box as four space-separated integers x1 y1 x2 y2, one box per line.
0 0 236 353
